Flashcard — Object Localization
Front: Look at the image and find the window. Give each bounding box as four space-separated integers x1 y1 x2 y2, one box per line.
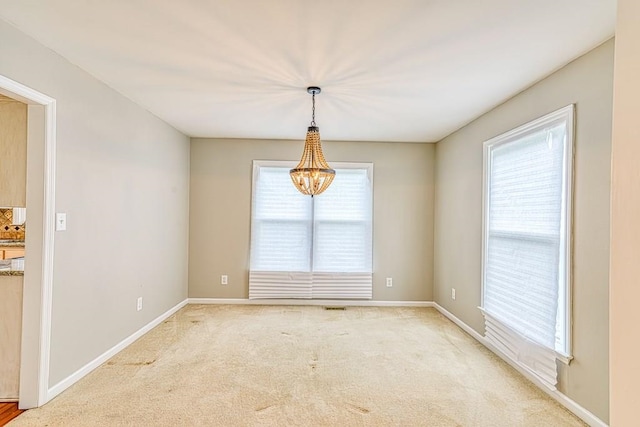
250 161 373 299
481 105 573 389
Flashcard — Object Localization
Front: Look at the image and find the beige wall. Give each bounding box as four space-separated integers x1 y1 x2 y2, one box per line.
434 39 614 422
189 138 434 301
0 94 27 206
610 0 640 424
0 20 190 386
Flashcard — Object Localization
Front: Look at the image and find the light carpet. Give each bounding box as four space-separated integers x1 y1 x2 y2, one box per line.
10 305 585 426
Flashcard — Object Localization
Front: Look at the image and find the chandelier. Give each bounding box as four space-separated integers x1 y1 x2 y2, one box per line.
290 86 335 196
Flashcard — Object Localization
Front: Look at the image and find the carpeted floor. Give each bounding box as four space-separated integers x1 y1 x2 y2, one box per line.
10 305 585 426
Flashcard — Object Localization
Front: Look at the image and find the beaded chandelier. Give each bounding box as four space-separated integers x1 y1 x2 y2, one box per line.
290 87 335 196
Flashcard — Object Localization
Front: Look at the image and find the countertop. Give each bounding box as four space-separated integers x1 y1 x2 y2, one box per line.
0 258 24 276
0 240 25 248
0 270 24 276
0 259 24 276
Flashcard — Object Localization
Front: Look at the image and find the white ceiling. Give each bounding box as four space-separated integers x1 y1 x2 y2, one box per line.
0 1 615 142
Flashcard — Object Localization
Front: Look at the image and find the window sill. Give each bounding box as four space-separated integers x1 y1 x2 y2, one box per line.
556 352 573 365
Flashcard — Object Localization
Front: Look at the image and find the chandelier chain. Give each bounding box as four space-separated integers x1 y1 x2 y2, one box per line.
311 92 316 126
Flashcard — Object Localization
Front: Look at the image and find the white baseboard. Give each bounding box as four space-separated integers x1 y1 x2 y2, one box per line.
432 302 486 342
188 298 434 307
46 299 188 402
432 303 608 427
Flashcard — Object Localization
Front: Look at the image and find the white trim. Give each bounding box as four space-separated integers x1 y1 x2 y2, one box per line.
188 298 434 307
0 74 57 409
562 105 575 360
483 105 575 148
252 160 374 193
0 75 55 105
39 97 56 406
556 351 573 365
46 299 188 401
433 303 486 342
253 159 373 172
433 303 607 427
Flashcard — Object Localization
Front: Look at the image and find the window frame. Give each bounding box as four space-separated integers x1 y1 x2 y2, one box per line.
250 159 374 274
481 104 575 362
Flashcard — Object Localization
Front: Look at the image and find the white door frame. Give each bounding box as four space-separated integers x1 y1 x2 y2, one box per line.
0 74 56 408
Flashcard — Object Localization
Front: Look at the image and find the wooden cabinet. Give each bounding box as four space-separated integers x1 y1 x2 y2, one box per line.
0 94 27 207
0 276 23 400
1 248 25 260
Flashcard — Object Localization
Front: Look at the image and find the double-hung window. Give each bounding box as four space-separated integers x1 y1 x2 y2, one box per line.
481 105 574 389
250 161 373 299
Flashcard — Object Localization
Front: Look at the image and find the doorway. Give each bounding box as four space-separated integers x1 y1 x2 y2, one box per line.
0 74 56 409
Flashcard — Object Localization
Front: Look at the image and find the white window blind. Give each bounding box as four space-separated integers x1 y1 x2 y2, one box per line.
250 161 373 300
482 105 574 389
250 166 312 273
314 169 372 273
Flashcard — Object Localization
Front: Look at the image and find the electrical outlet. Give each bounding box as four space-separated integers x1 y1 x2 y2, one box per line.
137 297 143 311
451 288 456 300
221 275 228 285
386 277 393 287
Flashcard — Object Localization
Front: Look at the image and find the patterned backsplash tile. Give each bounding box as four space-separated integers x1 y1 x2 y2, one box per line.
0 208 26 240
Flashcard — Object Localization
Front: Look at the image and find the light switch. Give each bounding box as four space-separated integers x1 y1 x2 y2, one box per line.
56 213 67 231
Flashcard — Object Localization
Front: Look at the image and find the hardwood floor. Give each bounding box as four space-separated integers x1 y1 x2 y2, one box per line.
0 403 24 426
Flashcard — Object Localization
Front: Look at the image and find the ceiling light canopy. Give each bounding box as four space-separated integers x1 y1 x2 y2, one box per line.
290 87 335 196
